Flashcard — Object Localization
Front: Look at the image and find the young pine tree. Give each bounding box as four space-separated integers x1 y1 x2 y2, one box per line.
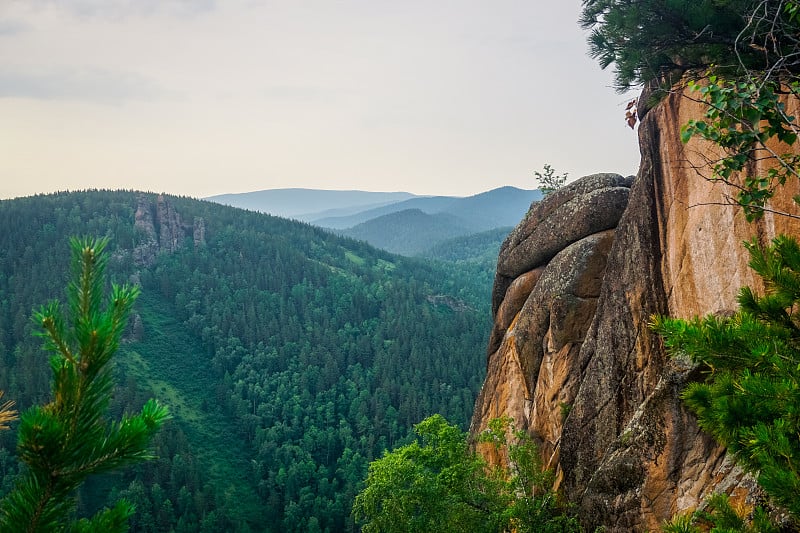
0 237 169 532
652 235 800 520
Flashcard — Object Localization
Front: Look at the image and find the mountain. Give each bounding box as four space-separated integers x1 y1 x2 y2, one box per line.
338 209 471 256
313 196 459 229
0 191 489 532
437 186 543 231
313 187 541 232
322 187 540 257
206 186 540 259
205 188 417 219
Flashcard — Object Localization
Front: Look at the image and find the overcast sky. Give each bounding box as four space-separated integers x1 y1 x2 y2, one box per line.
0 0 640 199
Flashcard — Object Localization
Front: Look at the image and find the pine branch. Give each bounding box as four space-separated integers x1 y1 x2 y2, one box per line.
0 237 169 532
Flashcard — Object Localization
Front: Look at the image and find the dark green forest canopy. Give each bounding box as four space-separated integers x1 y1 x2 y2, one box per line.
580 0 799 91
0 191 490 532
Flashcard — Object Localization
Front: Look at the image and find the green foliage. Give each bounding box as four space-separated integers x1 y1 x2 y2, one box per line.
658 6 800 526
681 76 800 220
652 235 800 520
420 227 510 265
0 237 169 532
580 0 752 91
662 493 778 533
352 415 581 533
534 164 568 196
0 191 491 531
352 414 504 533
479 416 581 533
618 2 800 222
420 227 511 306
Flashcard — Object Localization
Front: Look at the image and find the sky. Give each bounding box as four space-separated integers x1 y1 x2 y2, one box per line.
0 0 641 200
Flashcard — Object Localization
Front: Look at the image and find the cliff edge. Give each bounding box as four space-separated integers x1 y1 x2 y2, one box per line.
470 84 800 531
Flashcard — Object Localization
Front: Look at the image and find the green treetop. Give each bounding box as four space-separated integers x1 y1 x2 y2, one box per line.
579 0 796 92
583 1 800 217
352 414 581 533
0 237 169 533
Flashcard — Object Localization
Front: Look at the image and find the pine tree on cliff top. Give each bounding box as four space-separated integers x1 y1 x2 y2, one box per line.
0 237 169 532
580 0 752 91
652 235 800 519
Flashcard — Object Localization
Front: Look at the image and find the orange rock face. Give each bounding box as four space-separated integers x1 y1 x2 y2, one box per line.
471 82 800 531
655 87 800 318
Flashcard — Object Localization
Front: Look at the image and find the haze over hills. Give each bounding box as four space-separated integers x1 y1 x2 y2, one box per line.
313 195 460 229
206 186 542 257
205 188 417 219
437 186 541 231
331 186 540 255
340 209 470 256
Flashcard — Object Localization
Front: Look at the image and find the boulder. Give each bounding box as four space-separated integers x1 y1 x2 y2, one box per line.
493 173 632 312
487 267 543 357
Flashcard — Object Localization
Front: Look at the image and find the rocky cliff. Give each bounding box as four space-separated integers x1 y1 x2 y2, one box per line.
470 84 800 531
133 194 206 267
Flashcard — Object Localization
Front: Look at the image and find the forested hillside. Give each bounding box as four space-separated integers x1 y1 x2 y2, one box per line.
318 187 539 257
0 191 490 532
339 209 470 256
421 227 511 265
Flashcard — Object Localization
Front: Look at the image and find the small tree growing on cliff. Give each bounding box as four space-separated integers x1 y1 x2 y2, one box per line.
0 237 170 532
677 1 800 216
652 235 800 520
680 73 800 221
534 164 568 196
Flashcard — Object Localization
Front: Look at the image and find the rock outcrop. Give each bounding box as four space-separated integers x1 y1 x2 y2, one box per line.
473 173 633 484
471 83 800 531
133 194 205 266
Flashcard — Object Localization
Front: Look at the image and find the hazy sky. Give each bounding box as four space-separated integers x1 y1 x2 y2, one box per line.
0 0 640 200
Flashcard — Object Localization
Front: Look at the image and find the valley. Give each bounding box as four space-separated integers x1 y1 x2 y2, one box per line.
0 190 499 531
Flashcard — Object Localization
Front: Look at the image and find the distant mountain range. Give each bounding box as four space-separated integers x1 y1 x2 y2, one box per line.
206 186 542 256
205 188 416 219
341 209 468 256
